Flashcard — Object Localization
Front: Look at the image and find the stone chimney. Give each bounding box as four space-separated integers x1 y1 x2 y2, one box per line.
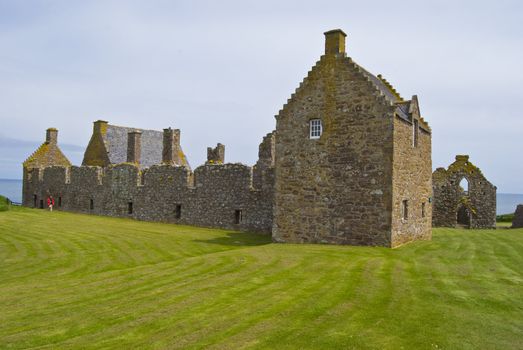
46 128 58 144
162 128 182 165
456 155 470 162
324 29 347 55
127 130 142 164
93 120 108 134
207 143 225 164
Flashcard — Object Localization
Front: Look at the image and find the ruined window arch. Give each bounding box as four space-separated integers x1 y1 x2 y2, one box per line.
459 178 469 194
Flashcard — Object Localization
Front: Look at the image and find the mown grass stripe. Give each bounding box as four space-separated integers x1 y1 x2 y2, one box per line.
0 207 522 349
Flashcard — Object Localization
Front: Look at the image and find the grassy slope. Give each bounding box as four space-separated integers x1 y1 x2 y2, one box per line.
0 208 522 350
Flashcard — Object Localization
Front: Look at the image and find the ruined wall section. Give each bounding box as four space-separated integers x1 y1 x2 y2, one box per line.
273 53 396 246
512 205 523 228
23 159 274 233
432 155 496 229
391 116 432 247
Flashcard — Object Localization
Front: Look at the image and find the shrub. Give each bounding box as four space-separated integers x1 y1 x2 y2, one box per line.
0 195 10 212
496 213 514 222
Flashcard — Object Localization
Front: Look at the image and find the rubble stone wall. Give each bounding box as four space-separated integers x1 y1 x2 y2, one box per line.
432 155 496 229
273 54 397 246
23 162 274 234
512 205 523 228
391 117 432 247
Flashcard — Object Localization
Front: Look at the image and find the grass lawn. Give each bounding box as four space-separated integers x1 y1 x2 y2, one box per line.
1 207 522 349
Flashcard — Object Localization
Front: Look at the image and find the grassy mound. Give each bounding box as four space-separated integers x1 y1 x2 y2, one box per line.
0 208 522 349
0 195 10 211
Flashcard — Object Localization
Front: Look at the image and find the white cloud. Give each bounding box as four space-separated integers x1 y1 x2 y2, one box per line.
0 0 521 192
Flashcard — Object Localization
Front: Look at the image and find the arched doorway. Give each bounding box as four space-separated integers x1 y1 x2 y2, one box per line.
456 204 470 228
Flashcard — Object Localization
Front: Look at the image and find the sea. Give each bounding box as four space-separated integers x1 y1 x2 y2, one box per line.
1 179 522 214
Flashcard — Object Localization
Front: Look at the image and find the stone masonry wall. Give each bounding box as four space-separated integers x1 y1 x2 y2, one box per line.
23 161 274 234
391 117 432 247
512 205 523 228
432 155 496 229
273 53 396 246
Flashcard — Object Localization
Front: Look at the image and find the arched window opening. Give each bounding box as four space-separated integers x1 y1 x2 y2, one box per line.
459 178 469 195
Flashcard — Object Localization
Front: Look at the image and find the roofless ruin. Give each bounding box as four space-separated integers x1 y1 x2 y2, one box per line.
24 29 434 247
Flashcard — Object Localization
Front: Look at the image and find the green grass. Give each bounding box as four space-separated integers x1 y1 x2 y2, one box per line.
1 207 522 349
0 195 10 212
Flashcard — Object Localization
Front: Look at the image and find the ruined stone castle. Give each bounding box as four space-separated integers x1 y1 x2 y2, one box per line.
23 29 433 247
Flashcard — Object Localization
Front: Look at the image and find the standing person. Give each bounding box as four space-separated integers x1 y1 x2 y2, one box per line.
47 195 54 212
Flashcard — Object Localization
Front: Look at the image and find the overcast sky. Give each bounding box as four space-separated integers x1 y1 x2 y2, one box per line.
0 0 521 193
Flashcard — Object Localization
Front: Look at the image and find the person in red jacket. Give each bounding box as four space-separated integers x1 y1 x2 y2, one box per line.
47 196 55 212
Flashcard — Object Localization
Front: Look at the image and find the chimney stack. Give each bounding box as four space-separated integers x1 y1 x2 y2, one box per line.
324 29 347 55
162 128 182 165
93 120 108 134
127 130 142 164
206 143 225 164
46 128 58 144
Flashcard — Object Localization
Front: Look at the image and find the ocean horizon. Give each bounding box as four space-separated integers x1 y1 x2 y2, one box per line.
1 178 522 215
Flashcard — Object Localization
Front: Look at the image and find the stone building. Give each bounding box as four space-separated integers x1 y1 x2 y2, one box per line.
272 29 432 247
512 205 523 228
23 29 433 247
432 155 496 229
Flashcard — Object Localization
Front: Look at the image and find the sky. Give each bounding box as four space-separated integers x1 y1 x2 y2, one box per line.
0 0 522 193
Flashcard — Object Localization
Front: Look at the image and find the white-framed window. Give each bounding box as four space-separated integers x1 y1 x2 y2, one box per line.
310 119 322 139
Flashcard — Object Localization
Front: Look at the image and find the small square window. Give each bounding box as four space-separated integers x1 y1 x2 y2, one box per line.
310 119 322 139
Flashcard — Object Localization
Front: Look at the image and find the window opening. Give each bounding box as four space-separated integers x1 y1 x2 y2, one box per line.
413 119 419 147
402 200 408 220
459 178 469 194
310 119 322 139
128 202 133 214
90 199 94 210
235 210 243 224
421 202 426 218
174 204 181 219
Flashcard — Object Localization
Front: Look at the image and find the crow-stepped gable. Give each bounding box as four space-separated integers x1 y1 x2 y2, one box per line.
23 29 433 247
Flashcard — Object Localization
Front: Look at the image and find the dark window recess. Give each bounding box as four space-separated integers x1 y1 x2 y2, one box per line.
128 202 133 215
90 199 94 210
421 202 426 218
58 196 62 207
33 195 37 208
413 119 419 147
235 210 243 224
402 200 408 220
39 199 44 209
174 204 181 219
